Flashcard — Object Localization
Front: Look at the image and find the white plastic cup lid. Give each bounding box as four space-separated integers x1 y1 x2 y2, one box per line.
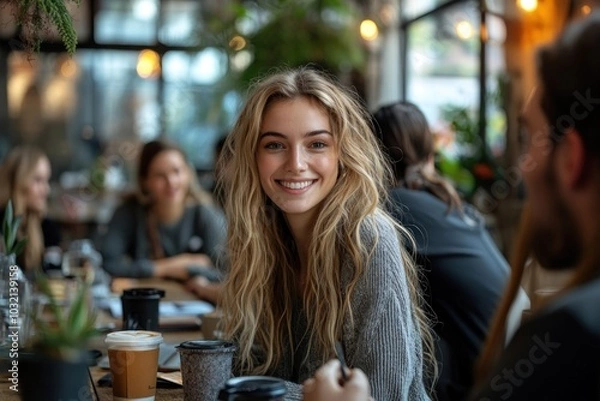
105 330 163 347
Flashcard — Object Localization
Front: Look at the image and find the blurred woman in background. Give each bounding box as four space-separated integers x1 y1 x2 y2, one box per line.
0 146 59 271
373 101 514 401
100 139 226 303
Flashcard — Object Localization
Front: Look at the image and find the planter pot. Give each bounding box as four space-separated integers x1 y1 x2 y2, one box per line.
19 351 93 401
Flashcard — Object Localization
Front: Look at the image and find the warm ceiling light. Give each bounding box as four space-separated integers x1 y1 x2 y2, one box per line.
137 49 161 79
517 0 538 12
229 35 247 51
455 20 475 40
360 19 379 41
582 5 592 15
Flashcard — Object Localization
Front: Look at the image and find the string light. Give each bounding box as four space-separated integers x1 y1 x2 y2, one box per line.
517 0 538 13
137 49 161 79
229 35 247 51
360 19 379 41
455 20 475 40
582 5 592 15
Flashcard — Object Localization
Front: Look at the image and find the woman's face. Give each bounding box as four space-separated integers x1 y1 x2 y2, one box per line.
257 97 339 224
143 150 191 206
25 156 51 213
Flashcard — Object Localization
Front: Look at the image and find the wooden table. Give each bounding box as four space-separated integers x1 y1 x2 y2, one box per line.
0 278 206 401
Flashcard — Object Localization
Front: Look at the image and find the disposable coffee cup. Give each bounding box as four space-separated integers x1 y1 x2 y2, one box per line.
177 340 238 401
201 310 224 339
121 288 165 331
105 330 163 401
218 376 287 400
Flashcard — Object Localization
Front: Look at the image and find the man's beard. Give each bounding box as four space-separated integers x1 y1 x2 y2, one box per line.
530 168 582 270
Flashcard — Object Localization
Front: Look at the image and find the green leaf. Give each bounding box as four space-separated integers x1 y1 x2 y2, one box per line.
38 0 79 56
6 215 21 252
2 205 12 251
12 239 27 258
5 200 13 229
66 285 87 339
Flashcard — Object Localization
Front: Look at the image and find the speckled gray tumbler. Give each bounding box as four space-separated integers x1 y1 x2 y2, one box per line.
177 340 238 401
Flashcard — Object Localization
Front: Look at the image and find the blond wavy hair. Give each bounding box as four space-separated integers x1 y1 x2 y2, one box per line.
218 67 436 386
0 146 48 270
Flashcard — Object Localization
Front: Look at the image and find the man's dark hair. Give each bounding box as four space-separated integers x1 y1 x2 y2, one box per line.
538 12 600 155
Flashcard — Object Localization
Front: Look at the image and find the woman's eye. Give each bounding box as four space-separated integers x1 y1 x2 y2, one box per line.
311 142 326 149
265 142 283 150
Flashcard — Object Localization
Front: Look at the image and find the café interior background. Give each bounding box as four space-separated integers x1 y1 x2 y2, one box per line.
1 0 598 251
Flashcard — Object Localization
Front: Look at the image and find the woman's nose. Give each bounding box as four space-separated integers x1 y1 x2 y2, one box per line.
286 147 307 172
166 174 178 187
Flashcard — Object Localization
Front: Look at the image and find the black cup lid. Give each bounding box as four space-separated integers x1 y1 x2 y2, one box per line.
121 288 165 299
177 340 237 350
218 376 287 399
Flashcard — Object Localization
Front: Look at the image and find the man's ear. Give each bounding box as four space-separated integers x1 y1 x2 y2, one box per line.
557 129 587 189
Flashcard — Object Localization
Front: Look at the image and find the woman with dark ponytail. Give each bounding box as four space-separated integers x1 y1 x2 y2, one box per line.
373 101 514 401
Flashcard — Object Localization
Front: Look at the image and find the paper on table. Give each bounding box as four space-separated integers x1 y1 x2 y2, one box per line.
157 371 183 386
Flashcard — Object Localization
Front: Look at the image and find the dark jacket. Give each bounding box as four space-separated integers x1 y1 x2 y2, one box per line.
388 188 509 401
471 275 600 400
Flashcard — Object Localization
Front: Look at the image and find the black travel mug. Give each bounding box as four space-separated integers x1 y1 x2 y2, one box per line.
120 287 165 331
218 376 287 401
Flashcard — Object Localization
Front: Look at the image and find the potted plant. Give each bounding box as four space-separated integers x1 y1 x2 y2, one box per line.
18 271 99 401
0 200 28 377
437 105 504 205
0 201 97 400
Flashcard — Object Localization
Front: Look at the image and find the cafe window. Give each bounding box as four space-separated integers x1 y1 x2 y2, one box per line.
404 1 480 127
400 0 507 199
0 0 239 185
159 0 203 46
163 49 238 169
95 0 160 45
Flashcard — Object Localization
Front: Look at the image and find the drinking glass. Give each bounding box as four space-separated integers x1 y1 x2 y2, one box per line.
61 239 103 284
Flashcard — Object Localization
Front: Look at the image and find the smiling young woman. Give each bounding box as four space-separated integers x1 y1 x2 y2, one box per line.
218 67 436 401
99 140 227 303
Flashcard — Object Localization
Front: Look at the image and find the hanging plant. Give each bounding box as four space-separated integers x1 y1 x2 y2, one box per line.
8 0 80 56
238 0 365 85
198 0 366 89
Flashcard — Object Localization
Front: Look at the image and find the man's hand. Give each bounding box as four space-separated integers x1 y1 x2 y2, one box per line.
303 359 372 401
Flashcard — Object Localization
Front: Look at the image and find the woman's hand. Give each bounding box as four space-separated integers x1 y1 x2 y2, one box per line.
185 276 222 305
184 253 213 268
303 359 372 401
153 253 214 281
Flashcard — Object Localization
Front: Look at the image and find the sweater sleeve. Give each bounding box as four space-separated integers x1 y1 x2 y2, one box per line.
343 217 431 401
282 382 303 400
99 202 155 278
195 204 228 273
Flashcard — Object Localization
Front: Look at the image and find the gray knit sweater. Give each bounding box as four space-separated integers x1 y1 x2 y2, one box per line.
100 198 227 278
268 215 431 401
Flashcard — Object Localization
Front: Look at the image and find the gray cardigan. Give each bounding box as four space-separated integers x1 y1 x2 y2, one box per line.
100 198 227 278
268 215 431 401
